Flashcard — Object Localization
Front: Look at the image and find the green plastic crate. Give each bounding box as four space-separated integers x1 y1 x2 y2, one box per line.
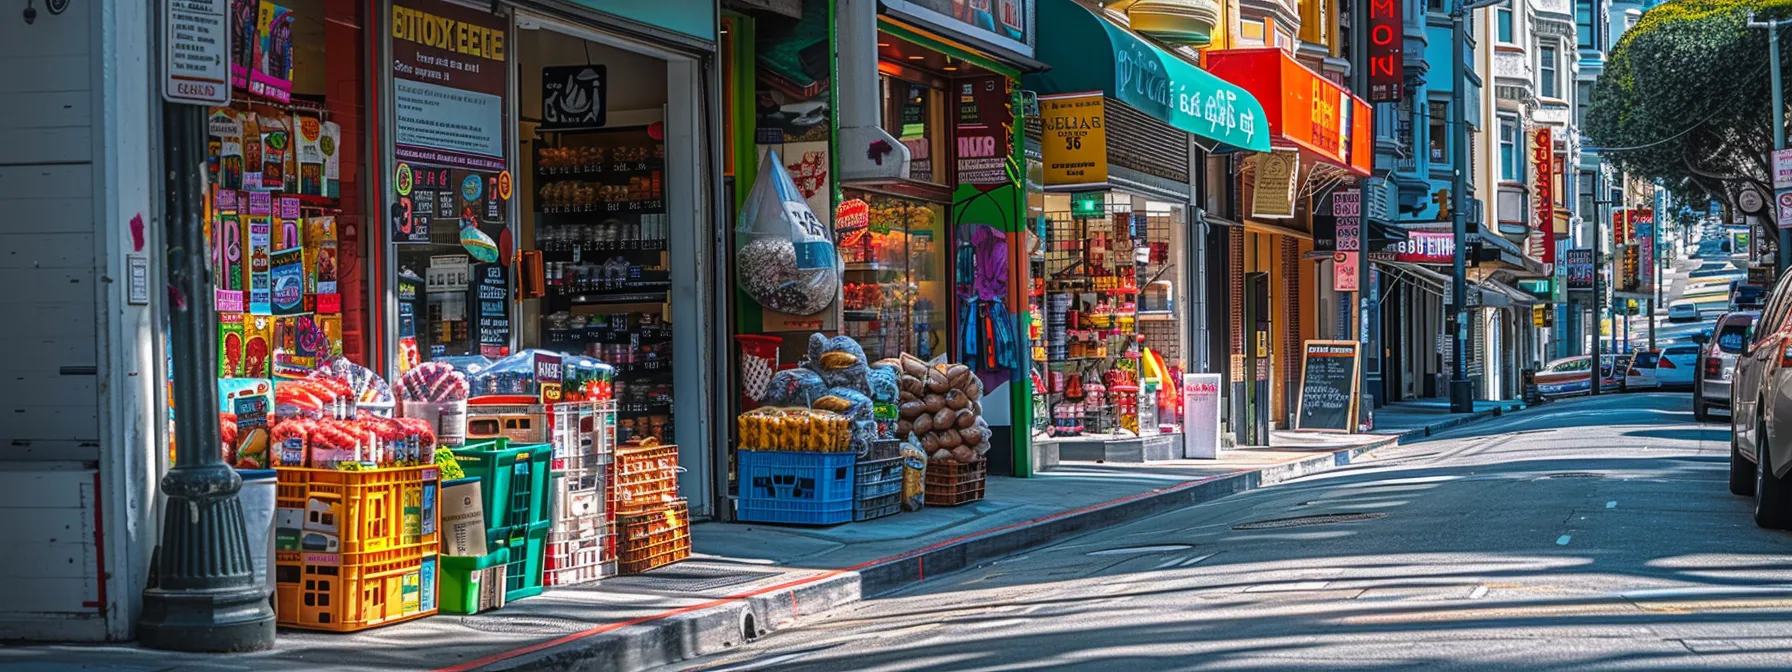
452 438 553 535
439 548 509 615
487 520 549 602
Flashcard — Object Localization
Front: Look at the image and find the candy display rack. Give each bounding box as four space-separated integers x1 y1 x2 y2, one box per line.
1037 207 1144 439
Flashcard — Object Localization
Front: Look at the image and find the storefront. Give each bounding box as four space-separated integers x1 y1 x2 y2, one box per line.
1203 48 1373 435
374 0 724 515
1023 0 1269 457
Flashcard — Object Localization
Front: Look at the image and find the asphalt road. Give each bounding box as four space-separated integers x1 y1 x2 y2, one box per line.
661 393 1792 671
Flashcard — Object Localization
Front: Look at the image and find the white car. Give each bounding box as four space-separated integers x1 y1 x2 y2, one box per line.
1655 343 1700 388
1668 301 1701 322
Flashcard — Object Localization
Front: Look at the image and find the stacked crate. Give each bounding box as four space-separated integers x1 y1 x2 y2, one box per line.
734 450 857 525
924 457 987 507
612 443 688 573
544 400 618 586
273 464 441 631
451 438 553 603
852 455 904 521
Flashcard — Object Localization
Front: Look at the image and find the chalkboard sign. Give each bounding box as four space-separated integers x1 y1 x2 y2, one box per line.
1294 340 1361 433
470 263 510 358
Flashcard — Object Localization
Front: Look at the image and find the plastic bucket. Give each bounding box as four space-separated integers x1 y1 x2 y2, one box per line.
237 469 278 601
404 399 469 447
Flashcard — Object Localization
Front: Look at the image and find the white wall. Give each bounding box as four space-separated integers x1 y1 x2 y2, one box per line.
0 0 159 641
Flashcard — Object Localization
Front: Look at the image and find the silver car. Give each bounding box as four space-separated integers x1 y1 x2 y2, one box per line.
1732 273 1792 528
1696 310 1756 422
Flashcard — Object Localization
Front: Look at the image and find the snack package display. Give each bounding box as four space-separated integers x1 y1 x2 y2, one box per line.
321 121 342 198
736 407 852 451
899 442 928 512
211 108 245 189
305 216 338 297
246 194 273 314
735 151 839 316
250 1 295 102
258 112 290 189
220 312 247 378
270 247 305 316
243 314 274 378
296 114 325 196
241 112 263 189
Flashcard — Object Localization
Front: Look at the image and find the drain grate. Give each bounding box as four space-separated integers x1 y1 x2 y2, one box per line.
1085 544 1195 556
459 616 590 635
1231 512 1386 530
1541 472 1605 479
601 564 780 593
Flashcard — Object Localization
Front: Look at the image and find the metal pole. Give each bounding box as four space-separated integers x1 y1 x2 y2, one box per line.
1591 195 1603 396
1749 13 1789 275
1449 5 1473 412
1351 0 1376 424
137 102 276 652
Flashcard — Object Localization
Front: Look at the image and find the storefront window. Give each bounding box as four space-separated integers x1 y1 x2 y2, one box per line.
839 191 948 360
884 76 948 185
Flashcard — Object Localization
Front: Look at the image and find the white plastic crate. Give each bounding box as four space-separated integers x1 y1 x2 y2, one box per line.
550 400 617 464
544 520 614 586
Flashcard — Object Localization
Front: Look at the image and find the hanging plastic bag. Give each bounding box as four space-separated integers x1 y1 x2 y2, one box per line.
736 151 839 316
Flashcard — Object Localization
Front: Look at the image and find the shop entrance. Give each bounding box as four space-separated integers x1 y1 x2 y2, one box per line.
1240 272 1271 446
1382 277 1404 403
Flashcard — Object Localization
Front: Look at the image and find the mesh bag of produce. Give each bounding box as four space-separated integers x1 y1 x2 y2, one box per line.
736 151 839 316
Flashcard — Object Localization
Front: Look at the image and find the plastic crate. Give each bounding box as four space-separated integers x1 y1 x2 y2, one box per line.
616 500 690 574
853 456 904 501
853 491 902 522
274 543 439 631
924 457 987 507
487 520 550 602
274 464 440 556
613 443 681 514
550 400 617 464
734 451 856 525
439 549 508 615
544 519 614 586
453 438 553 534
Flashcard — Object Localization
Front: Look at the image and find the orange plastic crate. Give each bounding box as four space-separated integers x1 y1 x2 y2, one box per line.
275 464 441 555
612 444 680 514
616 500 690 574
274 542 440 631
924 458 986 507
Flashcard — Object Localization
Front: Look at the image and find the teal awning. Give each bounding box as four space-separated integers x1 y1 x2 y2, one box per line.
1025 0 1270 153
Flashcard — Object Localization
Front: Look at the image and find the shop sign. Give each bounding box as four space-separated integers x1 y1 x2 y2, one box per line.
1040 93 1109 188
1332 189 1360 218
1774 148 1792 189
1205 49 1373 175
390 0 508 172
1181 373 1222 459
1333 252 1360 292
1565 248 1594 290
1635 210 1655 295
540 65 607 130
1366 0 1404 102
1337 218 1360 252
1251 149 1300 219
1071 191 1106 218
1778 189 1792 229
955 75 1014 188
1389 231 1454 264
886 0 1030 54
1532 128 1555 265
163 0 231 105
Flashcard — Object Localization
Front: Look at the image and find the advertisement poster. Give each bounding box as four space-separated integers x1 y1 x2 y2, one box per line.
390 0 508 171
888 0 1028 48
1333 252 1360 292
1182 373 1222 459
954 75 1013 188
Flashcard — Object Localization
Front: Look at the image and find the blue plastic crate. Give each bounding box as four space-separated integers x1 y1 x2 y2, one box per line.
738 496 855 525
853 456 904 501
737 451 856 503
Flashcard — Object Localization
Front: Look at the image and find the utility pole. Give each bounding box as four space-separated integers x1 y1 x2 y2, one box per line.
1747 12 1789 276
1448 0 1509 412
1350 0 1375 428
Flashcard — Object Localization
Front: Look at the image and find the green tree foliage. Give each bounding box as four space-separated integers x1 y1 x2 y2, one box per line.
1584 0 1792 207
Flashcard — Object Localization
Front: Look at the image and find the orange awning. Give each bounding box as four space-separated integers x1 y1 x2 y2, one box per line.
1204 48 1374 176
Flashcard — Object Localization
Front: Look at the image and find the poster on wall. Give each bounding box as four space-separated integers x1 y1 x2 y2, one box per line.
1039 92 1108 188
954 75 1013 188
541 65 607 130
390 0 508 172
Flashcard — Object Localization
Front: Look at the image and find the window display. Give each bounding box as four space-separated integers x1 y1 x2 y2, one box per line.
839 191 948 361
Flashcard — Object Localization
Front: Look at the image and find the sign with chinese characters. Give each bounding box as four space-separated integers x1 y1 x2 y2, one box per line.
1367 0 1404 102
1333 189 1361 218
1532 128 1555 265
1634 209 1655 296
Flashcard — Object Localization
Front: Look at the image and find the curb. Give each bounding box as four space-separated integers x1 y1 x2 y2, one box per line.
471 407 1509 672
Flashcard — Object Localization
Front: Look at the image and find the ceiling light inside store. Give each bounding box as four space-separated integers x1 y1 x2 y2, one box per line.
908 55 925 60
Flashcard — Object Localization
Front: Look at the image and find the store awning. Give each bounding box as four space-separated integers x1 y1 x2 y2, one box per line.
1026 0 1271 153
1203 48 1373 176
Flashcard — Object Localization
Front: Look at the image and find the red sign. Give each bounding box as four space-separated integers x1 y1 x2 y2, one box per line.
1392 231 1455 264
1368 0 1404 102
1532 128 1555 265
1205 49 1375 175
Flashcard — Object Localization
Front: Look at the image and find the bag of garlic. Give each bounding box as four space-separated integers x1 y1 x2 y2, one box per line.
736 151 840 316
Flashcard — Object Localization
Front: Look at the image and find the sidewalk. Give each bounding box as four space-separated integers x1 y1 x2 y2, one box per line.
0 400 1518 672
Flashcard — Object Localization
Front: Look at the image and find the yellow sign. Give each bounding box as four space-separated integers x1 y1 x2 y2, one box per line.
1039 93 1108 188
1532 304 1547 328
1252 149 1301 218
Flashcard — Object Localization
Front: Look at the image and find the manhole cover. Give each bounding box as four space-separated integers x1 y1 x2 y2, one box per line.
1085 544 1195 556
1231 512 1386 530
459 615 590 635
602 564 780 593
1541 472 1605 479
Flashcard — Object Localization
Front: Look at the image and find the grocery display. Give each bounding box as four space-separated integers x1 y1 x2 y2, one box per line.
837 192 947 361
1033 208 1145 438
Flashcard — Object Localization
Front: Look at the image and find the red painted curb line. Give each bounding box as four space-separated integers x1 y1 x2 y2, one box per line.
436 434 1405 672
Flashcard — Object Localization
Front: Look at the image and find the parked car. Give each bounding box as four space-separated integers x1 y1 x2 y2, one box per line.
1731 282 1767 310
1668 301 1701 323
1695 310 1757 421
1626 350 1660 390
1656 343 1700 389
1728 273 1792 527
1536 355 1622 397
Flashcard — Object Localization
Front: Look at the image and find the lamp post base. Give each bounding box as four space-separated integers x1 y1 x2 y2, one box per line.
1450 379 1476 414
138 463 276 653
